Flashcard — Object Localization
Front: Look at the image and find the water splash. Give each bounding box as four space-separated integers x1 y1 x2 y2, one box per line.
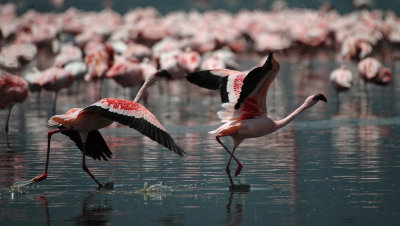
140 181 172 193
10 179 34 190
8 180 33 198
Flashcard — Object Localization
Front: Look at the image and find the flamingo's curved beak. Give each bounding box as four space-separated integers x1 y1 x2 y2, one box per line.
313 93 327 102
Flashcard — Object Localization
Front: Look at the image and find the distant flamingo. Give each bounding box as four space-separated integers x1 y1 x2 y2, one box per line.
54 42 83 67
105 55 143 88
0 71 29 133
31 70 184 188
330 65 353 92
177 48 201 73
83 41 114 99
185 53 327 187
357 57 392 85
34 66 74 114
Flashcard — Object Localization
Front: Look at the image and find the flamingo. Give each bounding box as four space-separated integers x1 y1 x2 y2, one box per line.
34 66 74 114
53 42 83 67
330 65 353 92
329 65 353 111
357 57 392 85
30 69 184 188
185 53 327 187
0 71 29 133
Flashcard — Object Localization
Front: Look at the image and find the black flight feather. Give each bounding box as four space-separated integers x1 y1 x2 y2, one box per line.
84 105 186 157
234 52 274 110
185 70 223 90
59 126 112 161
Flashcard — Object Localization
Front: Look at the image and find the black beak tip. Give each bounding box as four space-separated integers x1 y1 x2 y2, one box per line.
156 69 173 79
313 93 327 102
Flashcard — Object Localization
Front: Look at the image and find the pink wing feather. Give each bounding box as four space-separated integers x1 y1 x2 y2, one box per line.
84 98 185 157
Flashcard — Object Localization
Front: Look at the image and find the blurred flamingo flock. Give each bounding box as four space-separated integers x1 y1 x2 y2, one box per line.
0 1 398 131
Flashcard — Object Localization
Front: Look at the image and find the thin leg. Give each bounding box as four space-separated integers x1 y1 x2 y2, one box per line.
5 106 12 133
216 136 243 184
81 143 102 187
32 127 72 183
52 91 58 115
225 146 243 177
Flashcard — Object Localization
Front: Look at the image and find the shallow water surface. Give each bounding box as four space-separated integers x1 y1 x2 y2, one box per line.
1 58 400 225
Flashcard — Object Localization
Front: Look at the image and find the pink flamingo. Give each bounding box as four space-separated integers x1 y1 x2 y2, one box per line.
330 65 353 92
105 56 143 88
177 48 201 73
341 36 373 61
83 41 114 99
357 57 392 85
54 42 83 67
185 53 327 187
0 71 29 133
31 70 185 188
34 66 74 114
329 65 353 110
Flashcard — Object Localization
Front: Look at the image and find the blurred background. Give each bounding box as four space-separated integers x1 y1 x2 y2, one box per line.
1 0 400 15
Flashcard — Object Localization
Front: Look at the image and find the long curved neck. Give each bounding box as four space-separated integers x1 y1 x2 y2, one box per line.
275 101 313 130
133 80 150 102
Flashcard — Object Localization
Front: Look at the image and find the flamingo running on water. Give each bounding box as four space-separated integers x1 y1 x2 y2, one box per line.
30 69 185 188
0 71 29 133
185 53 327 188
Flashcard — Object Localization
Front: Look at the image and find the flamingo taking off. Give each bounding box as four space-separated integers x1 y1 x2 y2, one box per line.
0 71 29 133
185 53 327 188
31 70 185 188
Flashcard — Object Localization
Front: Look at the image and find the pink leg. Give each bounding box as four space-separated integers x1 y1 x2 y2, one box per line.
32 127 72 183
216 136 243 184
81 143 102 187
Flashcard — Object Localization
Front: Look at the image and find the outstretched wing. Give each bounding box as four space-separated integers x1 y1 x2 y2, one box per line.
83 98 185 157
234 52 275 110
217 53 278 122
59 126 112 161
185 69 245 104
185 69 241 90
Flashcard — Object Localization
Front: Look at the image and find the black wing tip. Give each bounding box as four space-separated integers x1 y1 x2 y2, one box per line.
263 52 274 69
174 145 186 157
313 93 327 102
185 70 221 90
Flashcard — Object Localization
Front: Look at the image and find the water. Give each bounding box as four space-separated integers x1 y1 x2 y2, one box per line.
1 56 400 225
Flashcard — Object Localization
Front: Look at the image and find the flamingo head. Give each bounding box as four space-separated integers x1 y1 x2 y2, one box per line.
312 93 328 102
302 93 327 109
375 67 392 85
146 69 173 86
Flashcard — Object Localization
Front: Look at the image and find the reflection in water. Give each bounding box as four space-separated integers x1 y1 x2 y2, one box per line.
153 213 184 225
36 196 50 226
225 191 248 226
71 193 112 226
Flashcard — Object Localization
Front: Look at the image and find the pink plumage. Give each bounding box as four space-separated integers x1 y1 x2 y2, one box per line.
330 65 353 91
32 96 184 188
0 71 29 132
358 57 392 85
186 53 327 187
36 66 74 91
106 56 143 87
